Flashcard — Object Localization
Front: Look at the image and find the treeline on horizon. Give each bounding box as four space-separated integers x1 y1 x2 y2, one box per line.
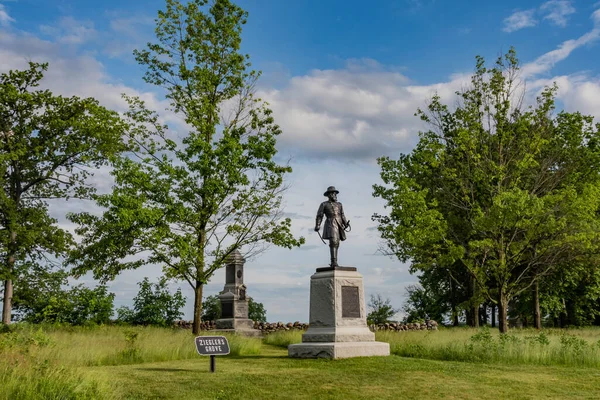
2 0 600 334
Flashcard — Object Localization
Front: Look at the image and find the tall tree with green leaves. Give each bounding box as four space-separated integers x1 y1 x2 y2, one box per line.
373 49 600 333
0 63 124 325
68 0 304 335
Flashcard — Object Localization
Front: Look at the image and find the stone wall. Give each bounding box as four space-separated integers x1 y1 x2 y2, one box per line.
370 320 438 331
173 320 438 333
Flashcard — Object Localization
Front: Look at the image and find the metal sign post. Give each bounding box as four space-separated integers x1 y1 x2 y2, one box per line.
195 336 230 373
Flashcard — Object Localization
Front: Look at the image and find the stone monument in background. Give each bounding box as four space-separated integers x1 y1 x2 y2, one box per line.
288 186 390 359
215 249 261 337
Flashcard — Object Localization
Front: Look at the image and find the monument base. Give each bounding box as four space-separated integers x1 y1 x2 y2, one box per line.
301 326 374 342
288 341 390 359
214 318 262 337
287 268 390 359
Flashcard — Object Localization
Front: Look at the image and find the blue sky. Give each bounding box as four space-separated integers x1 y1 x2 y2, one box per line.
1 0 600 322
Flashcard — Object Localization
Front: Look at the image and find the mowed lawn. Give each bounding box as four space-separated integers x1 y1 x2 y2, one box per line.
88 345 600 400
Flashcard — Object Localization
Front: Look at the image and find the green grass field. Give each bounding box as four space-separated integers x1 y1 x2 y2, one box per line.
3 324 600 399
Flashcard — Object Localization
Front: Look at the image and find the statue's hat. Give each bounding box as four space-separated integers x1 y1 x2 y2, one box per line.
323 186 339 196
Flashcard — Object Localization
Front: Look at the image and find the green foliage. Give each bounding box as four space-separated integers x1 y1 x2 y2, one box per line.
373 48 600 332
0 325 52 349
367 294 398 325
0 62 125 324
12 268 114 325
68 0 304 334
201 294 221 322
403 283 449 323
118 329 142 362
248 297 267 322
201 294 266 322
117 277 185 327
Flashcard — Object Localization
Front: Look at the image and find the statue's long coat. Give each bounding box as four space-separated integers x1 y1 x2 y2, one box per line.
316 201 348 242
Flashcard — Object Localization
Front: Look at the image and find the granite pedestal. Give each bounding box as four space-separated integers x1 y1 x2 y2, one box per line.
288 267 390 359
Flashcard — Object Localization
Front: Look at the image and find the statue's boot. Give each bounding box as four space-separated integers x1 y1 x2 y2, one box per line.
330 246 338 267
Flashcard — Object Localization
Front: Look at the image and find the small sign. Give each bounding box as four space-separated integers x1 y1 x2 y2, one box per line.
195 336 230 356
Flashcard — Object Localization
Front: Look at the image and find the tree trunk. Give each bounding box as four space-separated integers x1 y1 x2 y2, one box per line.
559 298 568 327
2 279 12 325
192 280 204 335
472 304 479 328
498 293 509 333
533 279 541 330
192 226 207 335
450 274 459 326
467 275 479 327
491 304 496 328
2 230 16 325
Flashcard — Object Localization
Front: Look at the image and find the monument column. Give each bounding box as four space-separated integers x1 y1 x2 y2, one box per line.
215 249 261 336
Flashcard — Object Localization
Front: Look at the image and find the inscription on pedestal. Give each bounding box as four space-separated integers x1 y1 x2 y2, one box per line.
341 286 360 318
221 302 234 318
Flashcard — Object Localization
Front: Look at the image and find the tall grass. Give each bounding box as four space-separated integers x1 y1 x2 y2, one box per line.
377 326 600 367
0 324 264 399
9 325 263 366
5 323 600 400
0 325 111 400
262 330 303 348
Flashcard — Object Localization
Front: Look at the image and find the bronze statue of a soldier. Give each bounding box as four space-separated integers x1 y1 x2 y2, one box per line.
315 186 350 267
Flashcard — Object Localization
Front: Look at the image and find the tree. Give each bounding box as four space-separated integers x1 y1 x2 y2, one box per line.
0 63 124 325
367 294 398 325
539 262 600 326
13 267 114 325
68 0 304 335
248 296 267 322
403 283 449 324
201 294 266 322
373 49 600 333
201 294 221 322
117 277 186 327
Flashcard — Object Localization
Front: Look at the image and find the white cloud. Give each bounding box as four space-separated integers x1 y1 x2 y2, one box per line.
0 4 14 27
503 1 577 32
103 15 154 58
529 74 600 121
39 16 97 45
260 59 469 160
521 9 600 78
503 9 538 32
540 0 576 27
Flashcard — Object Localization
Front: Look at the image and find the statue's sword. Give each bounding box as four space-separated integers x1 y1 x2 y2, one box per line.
316 229 327 245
